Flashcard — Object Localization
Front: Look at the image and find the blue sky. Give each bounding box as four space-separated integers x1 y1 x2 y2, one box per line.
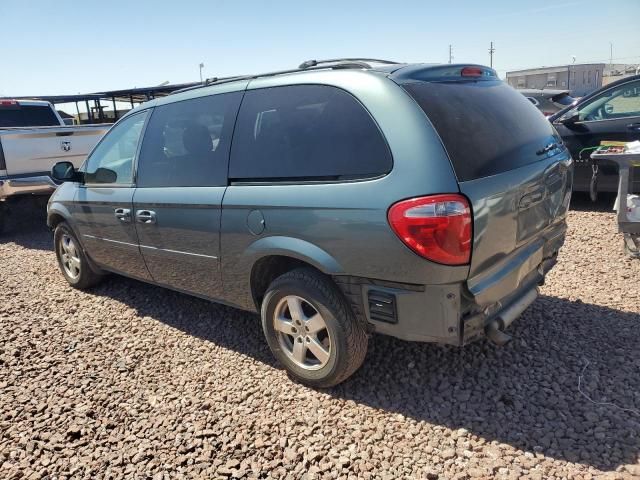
1 0 638 97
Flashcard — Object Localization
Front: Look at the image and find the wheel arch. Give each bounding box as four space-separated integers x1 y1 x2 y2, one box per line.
47 203 72 230
246 236 344 310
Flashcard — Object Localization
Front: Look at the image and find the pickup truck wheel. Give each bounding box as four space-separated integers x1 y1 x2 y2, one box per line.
261 268 368 388
54 222 104 289
623 234 640 258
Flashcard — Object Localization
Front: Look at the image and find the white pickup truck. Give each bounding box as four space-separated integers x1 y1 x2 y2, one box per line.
0 99 110 232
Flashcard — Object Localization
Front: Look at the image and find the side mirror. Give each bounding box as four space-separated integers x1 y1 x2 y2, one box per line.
559 112 580 125
51 161 79 182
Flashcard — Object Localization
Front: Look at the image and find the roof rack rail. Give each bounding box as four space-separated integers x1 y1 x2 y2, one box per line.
298 58 400 69
171 59 400 96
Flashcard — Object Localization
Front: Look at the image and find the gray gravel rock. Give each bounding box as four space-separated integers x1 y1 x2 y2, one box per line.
0 195 639 478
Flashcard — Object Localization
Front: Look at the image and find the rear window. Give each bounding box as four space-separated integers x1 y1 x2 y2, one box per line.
229 85 392 181
0 105 59 127
403 81 557 181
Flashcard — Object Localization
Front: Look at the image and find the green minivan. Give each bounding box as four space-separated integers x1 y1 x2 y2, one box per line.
49 59 572 387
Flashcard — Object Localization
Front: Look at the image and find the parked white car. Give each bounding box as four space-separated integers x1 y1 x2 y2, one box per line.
0 99 110 231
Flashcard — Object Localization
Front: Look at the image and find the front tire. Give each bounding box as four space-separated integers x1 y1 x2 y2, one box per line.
624 234 640 258
54 222 104 289
261 268 368 388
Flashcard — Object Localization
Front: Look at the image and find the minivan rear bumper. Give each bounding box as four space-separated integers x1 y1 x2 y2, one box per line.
465 221 566 307
334 221 565 346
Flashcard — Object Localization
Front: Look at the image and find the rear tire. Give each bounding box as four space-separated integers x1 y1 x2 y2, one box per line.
261 268 368 388
54 222 104 289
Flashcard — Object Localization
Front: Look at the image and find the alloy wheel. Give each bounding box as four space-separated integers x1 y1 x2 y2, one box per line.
60 234 81 280
273 295 332 370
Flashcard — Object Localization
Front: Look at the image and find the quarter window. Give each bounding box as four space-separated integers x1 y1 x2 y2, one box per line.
229 85 392 181
83 111 147 184
136 92 243 187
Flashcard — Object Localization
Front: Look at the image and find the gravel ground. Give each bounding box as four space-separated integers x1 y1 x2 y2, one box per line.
1 195 639 479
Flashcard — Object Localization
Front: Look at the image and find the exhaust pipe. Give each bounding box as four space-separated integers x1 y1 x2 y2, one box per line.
485 288 538 346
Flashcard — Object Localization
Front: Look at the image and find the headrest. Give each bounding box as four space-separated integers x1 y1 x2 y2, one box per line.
182 123 212 155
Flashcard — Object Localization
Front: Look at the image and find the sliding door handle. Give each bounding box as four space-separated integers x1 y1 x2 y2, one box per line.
136 210 157 224
114 208 131 222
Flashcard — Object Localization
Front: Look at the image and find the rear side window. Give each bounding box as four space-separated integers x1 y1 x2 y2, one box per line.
0 105 59 127
229 85 391 181
137 92 242 187
404 81 557 181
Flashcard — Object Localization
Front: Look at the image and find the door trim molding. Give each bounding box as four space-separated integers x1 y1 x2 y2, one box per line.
83 234 218 259
139 244 218 260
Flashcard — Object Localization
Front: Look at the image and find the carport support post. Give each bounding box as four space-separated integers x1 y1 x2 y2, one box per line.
75 102 81 125
95 99 103 122
85 100 92 123
112 97 118 120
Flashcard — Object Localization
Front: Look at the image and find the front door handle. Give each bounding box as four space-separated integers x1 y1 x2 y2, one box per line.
627 123 640 132
114 208 131 222
136 210 157 224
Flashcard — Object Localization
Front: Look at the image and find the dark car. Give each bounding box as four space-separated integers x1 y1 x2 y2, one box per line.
519 89 576 116
549 74 640 194
47 60 571 387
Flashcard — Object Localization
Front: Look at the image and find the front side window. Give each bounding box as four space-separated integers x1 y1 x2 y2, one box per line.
577 79 640 121
83 111 147 184
229 85 392 181
136 92 242 187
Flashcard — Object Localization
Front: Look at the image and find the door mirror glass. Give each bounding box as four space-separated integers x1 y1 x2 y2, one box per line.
51 161 77 182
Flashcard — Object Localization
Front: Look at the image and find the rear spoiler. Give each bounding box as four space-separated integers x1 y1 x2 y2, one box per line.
550 91 571 102
391 64 498 84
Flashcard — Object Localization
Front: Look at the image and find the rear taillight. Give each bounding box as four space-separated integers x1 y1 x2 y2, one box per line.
388 194 472 265
0 99 18 106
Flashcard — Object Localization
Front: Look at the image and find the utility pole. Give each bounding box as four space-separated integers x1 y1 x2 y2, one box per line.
488 41 495 68
609 42 613 68
448 45 453 64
